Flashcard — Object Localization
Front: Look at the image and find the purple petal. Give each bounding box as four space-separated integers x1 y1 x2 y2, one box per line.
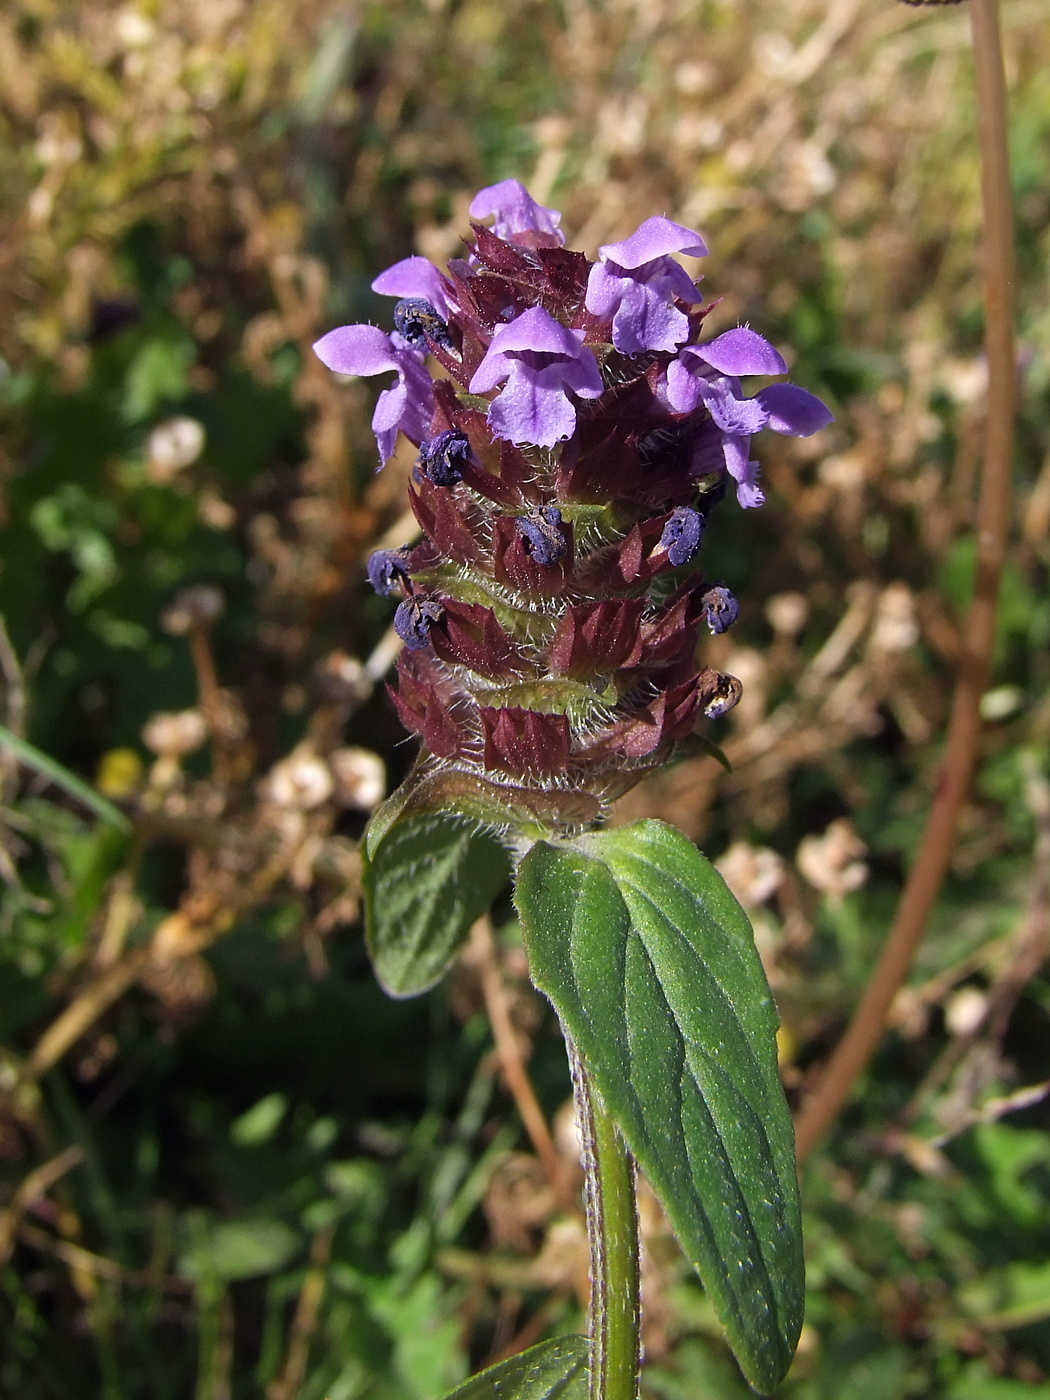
367 549 410 596
487 362 579 447
665 358 703 414
691 327 787 377
736 473 765 509
722 434 764 508
394 597 443 650
371 390 402 464
469 179 564 243
611 279 690 355
468 346 512 396
598 215 708 269
584 261 623 320
370 351 434 464
552 350 604 399
487 306 586 357
371 257 453 316
313 324 397 377
517 507 567 565
755 383 834 436
700 586 740 634
652 258 704 307
698 380 770 436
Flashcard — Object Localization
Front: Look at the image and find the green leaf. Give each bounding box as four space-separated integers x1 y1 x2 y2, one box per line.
230 1092 288 1147
960 1258 1050 1331
437 1337 590 1400
515 820 803 1394
363 806 510 998
179 1217 300 1282
0 724 131 832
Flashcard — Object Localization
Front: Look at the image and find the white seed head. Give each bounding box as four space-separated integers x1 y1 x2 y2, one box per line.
267 746 334 810
142 709 208 757
329 747 386 810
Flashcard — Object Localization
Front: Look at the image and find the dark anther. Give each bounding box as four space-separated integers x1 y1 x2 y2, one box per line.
366 549 411 597
659 507 704 567
516 507 567 567
699 586 740 634
419 430 470 487
393 597 444 650
393 298 454 351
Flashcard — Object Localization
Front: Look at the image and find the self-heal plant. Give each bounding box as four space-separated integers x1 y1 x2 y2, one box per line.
315 178 832 1400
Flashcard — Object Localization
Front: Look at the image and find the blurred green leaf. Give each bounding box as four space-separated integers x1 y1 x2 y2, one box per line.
0 726 131 833
949 1361 1050 1399
960 1259 1050 1331
179 1217 300 1282
122 336 195 422
230 1092 288 1147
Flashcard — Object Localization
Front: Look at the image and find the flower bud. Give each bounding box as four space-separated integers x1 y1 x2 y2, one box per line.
698 670 744 720
658 507 705 567
367 549 411 597
419 429 470 487
393 597 444 650
516 506 568 566
699 586 740 634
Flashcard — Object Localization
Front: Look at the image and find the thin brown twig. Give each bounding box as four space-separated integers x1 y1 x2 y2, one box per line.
468 916 574 1212
795 0 1016 1161
23 947 152 1085
188 625 232 784
267 1223 335 1400
0 1144 84 1262
16 1219 192 1292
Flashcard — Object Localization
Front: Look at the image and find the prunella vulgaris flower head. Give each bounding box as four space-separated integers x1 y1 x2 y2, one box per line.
316 184 832 835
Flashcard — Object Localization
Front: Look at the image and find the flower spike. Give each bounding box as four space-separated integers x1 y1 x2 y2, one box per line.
314 184 832 824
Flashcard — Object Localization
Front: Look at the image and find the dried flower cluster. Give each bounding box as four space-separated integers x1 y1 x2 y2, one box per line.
315 180 831 832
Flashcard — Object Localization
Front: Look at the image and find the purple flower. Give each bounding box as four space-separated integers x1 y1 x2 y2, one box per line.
665 327 833 508
468 307 603 448
371 257 455 318
468 179 564 245
585 216 707 356
313 324 434 465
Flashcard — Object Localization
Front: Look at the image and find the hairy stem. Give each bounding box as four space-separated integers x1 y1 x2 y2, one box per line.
795 0 1015 1161
569 1039 640 1400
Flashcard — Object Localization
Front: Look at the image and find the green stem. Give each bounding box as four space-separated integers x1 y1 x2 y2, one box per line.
568 1039 640 1400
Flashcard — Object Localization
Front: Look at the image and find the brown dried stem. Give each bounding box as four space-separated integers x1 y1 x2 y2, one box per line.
0 1144 84 1262
267 1223 335 1400
795 0 1015 1161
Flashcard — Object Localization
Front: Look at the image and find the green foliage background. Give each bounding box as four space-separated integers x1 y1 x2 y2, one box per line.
2 0 1050 1396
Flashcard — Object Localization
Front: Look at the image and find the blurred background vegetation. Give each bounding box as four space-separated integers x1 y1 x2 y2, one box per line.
2 0 1050 1395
